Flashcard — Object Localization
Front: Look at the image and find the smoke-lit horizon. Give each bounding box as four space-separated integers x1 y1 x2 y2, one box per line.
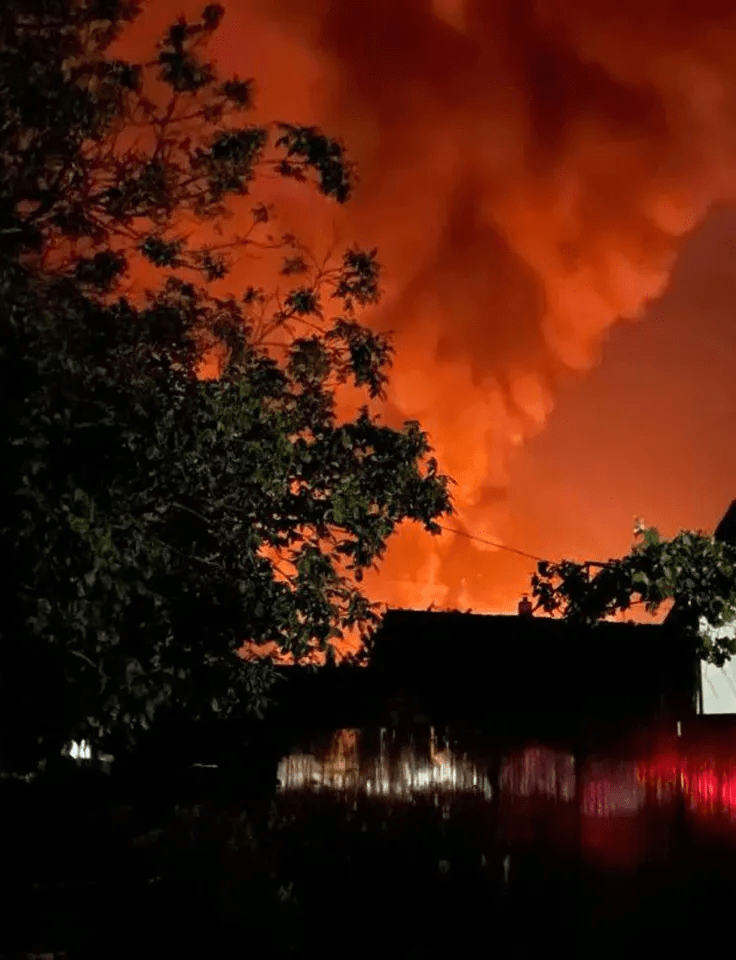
112 0 736 626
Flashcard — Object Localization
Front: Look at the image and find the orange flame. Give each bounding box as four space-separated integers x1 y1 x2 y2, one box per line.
110 0 736 629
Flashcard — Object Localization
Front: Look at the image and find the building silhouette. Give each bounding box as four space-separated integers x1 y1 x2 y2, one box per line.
276 501 736 734
682 500 736 714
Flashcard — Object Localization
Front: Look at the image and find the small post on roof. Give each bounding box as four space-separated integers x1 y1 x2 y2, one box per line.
518 594 533 617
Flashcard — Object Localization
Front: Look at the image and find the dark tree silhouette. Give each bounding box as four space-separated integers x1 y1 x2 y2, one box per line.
0 0 453 774
530 519 736 667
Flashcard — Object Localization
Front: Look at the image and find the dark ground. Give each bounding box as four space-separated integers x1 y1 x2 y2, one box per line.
1 715 734 959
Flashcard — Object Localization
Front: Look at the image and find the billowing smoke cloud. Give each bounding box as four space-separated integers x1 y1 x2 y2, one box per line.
116 0 736 613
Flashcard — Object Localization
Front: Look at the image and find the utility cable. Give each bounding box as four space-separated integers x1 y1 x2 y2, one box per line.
436 521 612 570
435 522 546 563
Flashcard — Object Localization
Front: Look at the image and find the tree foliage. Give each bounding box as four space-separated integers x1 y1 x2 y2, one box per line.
0 0 453 773
530 521 736 667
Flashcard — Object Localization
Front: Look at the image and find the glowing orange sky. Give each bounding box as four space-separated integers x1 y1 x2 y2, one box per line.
111 0 736 617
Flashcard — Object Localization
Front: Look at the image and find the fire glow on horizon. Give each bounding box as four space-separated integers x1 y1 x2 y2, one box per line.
110 1 736 624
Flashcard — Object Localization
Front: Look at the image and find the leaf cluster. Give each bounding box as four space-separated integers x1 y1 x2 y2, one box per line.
0 0 356 289
0 3 453 774
530 524 736 667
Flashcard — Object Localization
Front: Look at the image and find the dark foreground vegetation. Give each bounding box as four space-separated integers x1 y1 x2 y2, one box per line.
1 2 735 956
0 0 452 778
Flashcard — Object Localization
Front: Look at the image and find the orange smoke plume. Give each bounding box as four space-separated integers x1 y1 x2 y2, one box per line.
113 0 736 617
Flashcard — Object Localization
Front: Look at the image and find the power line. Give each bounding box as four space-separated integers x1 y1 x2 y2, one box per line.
436 521 612 569
436 522 546 563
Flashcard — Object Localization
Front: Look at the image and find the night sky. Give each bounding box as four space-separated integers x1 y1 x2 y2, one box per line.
111 0 736 621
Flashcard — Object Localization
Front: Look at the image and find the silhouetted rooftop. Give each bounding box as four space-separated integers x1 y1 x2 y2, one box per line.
373 607 666 637
715 500 736 545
